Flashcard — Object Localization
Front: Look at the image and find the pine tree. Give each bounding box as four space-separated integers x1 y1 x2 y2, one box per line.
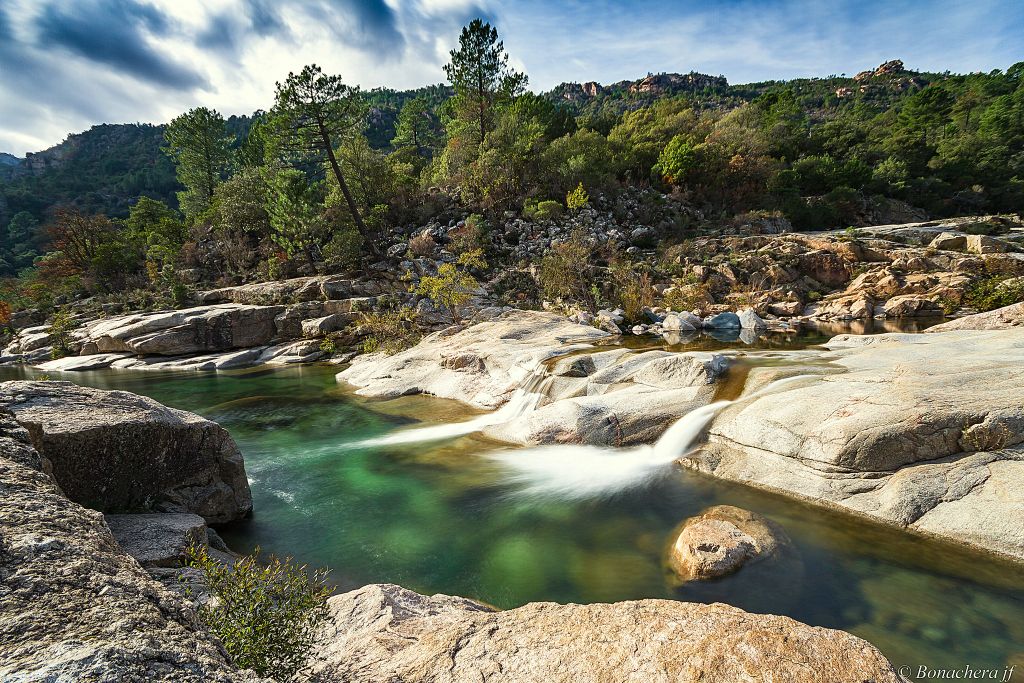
266 65 374 253
443 19 527 153
163 107 233 220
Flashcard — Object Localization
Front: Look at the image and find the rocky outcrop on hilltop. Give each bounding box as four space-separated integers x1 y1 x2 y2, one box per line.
684 312 1024 561
0 409 267 682
306 583 904 683
0 381 252 523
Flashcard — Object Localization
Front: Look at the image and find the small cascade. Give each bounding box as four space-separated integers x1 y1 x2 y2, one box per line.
350 365 552 448
490 374 815 499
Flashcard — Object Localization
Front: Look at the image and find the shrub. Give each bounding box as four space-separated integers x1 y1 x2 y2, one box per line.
535 200 564 221
0 301 10 327
538 230 596 310
609 262 654 323
359 304 420 354
662 277 712 313
491 270 540 308
415 250 485 324
963 275 1024 312
408 233 436 258
48 311 76 359
448 214 488 255
186 545 331 681
566 182 589 211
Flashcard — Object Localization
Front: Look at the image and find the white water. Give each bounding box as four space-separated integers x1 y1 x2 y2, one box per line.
490 374 815 500
350 366 552 448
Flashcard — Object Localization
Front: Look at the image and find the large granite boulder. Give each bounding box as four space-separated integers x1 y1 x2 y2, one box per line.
686 329 1024 560
81 304 284 356
0 411 267 682
0 381 252 524
306 583 904 683
667 505 792 582
339 310 611 409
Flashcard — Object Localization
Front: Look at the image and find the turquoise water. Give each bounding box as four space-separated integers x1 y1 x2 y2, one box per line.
2 333 1022 677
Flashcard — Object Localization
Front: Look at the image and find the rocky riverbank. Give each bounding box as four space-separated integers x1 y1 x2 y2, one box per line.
2 215 1021 376
0 380 907 682
341 303 1024 562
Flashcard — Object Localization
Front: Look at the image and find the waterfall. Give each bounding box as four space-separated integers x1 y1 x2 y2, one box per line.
489 374 814 499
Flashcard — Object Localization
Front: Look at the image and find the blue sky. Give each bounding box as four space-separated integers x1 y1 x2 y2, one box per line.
0 0 1022 155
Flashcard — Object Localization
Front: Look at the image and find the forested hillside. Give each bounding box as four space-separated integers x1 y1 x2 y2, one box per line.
1 17 1022 300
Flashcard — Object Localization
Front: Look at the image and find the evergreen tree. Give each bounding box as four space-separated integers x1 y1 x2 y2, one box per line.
392 96 441 159
266 65 373 251
163 107 233 220
443 19 527 152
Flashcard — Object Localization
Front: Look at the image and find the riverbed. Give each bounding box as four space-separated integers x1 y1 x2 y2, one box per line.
2 324 1022 677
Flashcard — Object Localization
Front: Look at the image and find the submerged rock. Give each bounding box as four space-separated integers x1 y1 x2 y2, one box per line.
0 381 252 524
668 505 791 581
306 583 904 683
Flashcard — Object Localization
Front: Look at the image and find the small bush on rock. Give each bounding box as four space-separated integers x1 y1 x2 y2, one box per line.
539 229 596 310
416 249 485 324
48 311 76 359
186 544 331 681
964 275 1024 312
359 303 420 354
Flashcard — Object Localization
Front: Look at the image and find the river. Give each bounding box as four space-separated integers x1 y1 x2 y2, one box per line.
2 322 1022 677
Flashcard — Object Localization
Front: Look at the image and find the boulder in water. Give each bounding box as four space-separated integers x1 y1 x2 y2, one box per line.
0 381 253 524
703 311 741 329
668 505 791 582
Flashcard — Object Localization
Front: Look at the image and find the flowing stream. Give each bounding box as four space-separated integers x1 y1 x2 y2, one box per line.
2 324 1023 679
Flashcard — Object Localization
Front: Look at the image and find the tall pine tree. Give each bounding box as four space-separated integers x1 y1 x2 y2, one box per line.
162 107 233 220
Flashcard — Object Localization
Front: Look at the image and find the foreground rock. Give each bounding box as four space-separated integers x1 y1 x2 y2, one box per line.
339 310 611 409
668 505 792 582
686 324 1024 561
307 583 904 683
0 411 266 682
0 381 252 524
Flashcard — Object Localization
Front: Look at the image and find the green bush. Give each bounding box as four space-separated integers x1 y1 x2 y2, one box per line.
538 230 596 310
535 200 564 220
48 311 77 359
359 304 421 354
963 275 1024 312
566 182 589 211
186 544 331 681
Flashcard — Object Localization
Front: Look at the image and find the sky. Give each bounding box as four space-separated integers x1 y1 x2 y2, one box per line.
0 0 1022 156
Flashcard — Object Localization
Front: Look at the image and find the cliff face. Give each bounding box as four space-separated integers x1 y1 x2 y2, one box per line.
0 408 267 682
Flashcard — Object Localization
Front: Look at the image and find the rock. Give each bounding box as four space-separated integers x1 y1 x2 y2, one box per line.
687 329 1024 560
484 352 727 446
662 313 696 332
926 302 1024 331
882 294 942 317
0 411 267 682
387 242 408 258
550 354 596 377
737 308 767 329
306 583 903 683
668 505 790 581
929 232 966 250
82 304 283 356
768 300 803 316
105 513 216 568
301 312 355 337
677 311 703 328
339 310 610 409
966 234 1009 254
36 352 134 371
0 381 252 524
703 311 741 328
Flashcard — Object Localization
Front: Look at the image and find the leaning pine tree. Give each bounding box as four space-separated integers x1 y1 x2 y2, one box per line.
265 65 378 256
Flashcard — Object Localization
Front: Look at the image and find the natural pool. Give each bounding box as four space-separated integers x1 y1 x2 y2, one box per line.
3 324 1022 679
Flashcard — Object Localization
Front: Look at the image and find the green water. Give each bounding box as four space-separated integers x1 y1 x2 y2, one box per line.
2 330 1022 678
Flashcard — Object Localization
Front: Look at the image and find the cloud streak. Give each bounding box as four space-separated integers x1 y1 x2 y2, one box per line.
0 0 1021 155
